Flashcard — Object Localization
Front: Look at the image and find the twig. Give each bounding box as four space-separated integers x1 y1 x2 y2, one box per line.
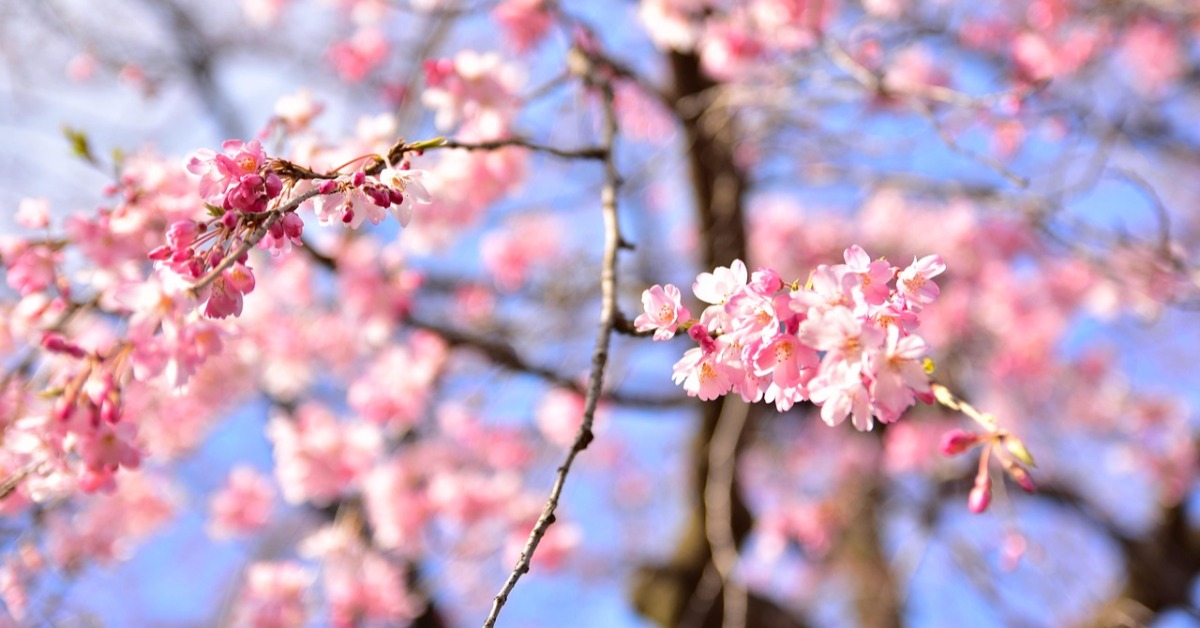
403 316 679 408
437 137 606 161
1109 168 1177 263
823 36 1031 189
290 242 679 407
0 462 42 501
482 77 623 628
917 103 1030 189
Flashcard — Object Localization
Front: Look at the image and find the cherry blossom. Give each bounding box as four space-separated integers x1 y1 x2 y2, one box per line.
648 248 942 430
234 562 313 628
635 283 692 340
208 466 276 538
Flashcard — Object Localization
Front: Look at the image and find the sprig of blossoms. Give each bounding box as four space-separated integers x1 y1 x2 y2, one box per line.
154 139 432 320
637 247 946 431
936 384 1038 514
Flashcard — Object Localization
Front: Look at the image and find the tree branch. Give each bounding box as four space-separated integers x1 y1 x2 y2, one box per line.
436 137 606 161
482 73 623 628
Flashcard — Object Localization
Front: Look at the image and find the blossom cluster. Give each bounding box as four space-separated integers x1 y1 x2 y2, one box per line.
637 247 946 431
148 138 431 320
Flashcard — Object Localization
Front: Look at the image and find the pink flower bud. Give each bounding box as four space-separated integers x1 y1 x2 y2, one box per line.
264 172 283 198
750 268 783 293
100 398 121 424
939 429 981 456
225 263 256 294
968 478 992 514
166 220 199 248
221 211 239 230
148 245 173 261
1004 460 1036 493
687 323 717 353
41 332 86 358
318 179 339 194
54 398 75 422
282 212 304 238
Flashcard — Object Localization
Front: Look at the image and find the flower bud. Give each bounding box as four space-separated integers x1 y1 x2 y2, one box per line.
939 429 981 456
282 212 304 238
264 172 283 198
750 268 783 293
1001 458 1036 493
41 332 86 358
968 477 992 514
147 245 173 261
166 220 199 247
100 398 121 424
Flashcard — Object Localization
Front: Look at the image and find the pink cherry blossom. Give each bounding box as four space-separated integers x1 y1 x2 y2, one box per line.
267 404 382 506
71 419 141 474
15 198 50 230
842 245 894 305
328 27 389 82
208 466 276 538
867 325 931 423
897 254 946 308
694 259 748 305
672 346 734 401
753 333 818 392
493 0 552 52
422 51 524 138
3 243 58 297
234 562 312 628
300 525 420 627
635 284 692 340
809 360 874 431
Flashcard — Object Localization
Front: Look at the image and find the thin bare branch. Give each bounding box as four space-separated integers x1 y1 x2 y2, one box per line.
437 137 606 161
482 74 623 628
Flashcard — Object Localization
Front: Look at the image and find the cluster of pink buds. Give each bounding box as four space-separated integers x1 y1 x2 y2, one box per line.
636 247 945 431
941 425 1037 514
39 334 141 492
150 138 432 320
137 138 294 319
312 164 431 230
147 216 257 319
